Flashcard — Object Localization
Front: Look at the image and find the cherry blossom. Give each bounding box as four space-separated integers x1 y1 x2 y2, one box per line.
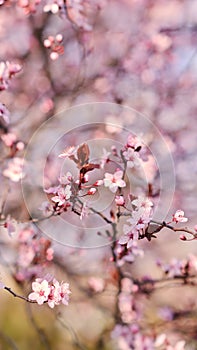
172 210 188 223
103 169 126 193
28 278 71 308
123 147 141 168
51 185 72 205
132 196 153 211
28 279 51 305
119 207 152 248
3 157 25 182
88 277 105 293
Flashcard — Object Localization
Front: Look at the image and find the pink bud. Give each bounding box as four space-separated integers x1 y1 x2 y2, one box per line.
50 52 59 60
115 195 125 206
94 180 103 186
87 188 96 195
56 34 63 42
180 234 187 241
43 39 51 48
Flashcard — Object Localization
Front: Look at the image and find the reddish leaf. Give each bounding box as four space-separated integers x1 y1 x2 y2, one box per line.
77 143 90 167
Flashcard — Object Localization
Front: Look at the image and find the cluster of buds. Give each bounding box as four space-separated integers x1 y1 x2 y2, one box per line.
43 34 64 60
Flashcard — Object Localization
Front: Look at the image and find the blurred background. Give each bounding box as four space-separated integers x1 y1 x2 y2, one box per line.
0 0 197 349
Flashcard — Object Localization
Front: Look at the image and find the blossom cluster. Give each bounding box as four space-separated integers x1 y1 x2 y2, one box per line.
157 254 197 279
43 34 64 61
119 196 153 247
14 226 53 282
111 324 186 350
28 278 71 308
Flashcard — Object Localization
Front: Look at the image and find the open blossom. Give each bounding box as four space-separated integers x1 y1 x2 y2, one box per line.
172 210 188 223
3 157 25 182
119 207 152 248
103 169 126 193
123 147 140 168
28 279 51 305
132 196 153 211
28 278 71 308
51 185 72 205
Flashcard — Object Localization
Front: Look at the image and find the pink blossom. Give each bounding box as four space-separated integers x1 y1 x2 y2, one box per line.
47 279 71 308
18 228 34 242
172 210 188 223
88 277 105 293
1 133 17 147
123 147 140 168
46 247 54 261
28 279 51 305
103 170 126 193
119 207 152 248
132 196 153 210
51 185 72 205
18 245 35 268
3 157 25 182
115 195 125 206
59 172 73 185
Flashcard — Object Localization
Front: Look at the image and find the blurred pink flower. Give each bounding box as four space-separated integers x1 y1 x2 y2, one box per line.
88 277 105 293
1 133 17 147
3 157 25 182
